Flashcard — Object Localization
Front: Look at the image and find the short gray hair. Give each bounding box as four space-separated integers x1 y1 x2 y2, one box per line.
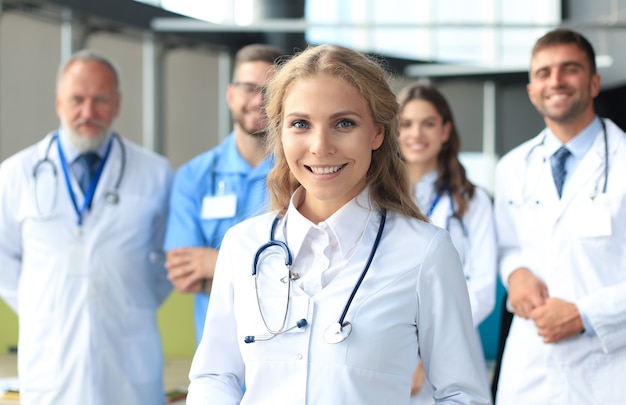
57 49 121 90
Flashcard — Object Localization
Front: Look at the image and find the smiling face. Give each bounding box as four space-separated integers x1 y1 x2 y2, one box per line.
227 60 276 137
281 74 384 221
398 98 450 175
527 43 600 132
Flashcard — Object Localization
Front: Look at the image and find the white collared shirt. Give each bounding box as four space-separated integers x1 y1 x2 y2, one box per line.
188 187 491 405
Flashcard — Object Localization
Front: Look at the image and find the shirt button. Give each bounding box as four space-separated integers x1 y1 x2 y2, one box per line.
297 353 303 360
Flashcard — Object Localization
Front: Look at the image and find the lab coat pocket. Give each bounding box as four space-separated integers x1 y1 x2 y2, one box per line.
19 339 61 392
18 317 60 392
586 348 626 403
123 308 162 384
570 193 613 239
509 202 548 248
566 192 625 272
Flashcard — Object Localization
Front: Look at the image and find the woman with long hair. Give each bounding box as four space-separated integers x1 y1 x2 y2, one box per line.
186 46 490 405
397 82 496 404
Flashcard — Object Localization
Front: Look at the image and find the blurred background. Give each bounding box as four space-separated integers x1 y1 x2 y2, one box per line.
1 0 625 362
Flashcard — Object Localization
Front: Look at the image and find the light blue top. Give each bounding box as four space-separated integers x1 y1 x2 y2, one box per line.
164 133 273 344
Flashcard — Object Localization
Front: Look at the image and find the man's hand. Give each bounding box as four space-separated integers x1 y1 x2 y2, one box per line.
507 267 549 319
165 247 218 294
529 297 584 343
410 361 425 397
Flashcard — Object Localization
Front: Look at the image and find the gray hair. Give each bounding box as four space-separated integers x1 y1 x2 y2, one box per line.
56 49 121 90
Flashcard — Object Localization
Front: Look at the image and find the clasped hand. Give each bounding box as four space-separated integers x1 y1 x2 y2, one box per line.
508 267 584 343
165 247 218 294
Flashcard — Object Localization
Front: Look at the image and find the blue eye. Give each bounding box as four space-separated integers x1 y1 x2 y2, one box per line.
337 119 354 128
292 120 308 129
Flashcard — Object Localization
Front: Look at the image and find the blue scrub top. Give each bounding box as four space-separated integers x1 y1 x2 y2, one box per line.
164 133 273 344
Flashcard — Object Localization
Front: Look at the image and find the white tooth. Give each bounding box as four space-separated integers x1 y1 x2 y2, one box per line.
312 165 341 174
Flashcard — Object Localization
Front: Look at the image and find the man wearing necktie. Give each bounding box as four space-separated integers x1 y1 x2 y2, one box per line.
493 29 626 404
0 50 173 405
74 152 101 194
551 146 571 199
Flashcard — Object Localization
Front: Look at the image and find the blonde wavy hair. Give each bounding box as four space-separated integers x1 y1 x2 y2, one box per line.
264 44 425 221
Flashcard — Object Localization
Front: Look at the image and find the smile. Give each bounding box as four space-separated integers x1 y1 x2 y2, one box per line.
307 164 346 174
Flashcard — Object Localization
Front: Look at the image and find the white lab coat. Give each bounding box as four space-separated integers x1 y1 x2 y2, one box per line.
187 189 491 405
0 132 173 405
415 177 497 327
494 119 626 404
412 180 496 405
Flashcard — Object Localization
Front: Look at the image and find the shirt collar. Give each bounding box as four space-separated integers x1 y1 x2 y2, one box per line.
215 132 273 176
544 116 601 159
284 187 373 259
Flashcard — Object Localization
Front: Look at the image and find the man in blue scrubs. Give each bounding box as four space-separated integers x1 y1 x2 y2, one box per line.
164 44 283 345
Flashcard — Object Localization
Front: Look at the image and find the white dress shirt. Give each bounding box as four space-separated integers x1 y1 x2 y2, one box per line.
187 187 491 405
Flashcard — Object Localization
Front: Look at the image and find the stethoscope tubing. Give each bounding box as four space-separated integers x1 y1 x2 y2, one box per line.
249 209 387 344
32 132 126 220
335 209 386 327
522 118 609 198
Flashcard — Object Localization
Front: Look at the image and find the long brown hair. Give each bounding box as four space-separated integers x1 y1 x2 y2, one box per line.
397 82 475 217
264 44 425 221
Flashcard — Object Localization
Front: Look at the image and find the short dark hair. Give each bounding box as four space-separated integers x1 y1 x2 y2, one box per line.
233 43 283 73
531 28 596 73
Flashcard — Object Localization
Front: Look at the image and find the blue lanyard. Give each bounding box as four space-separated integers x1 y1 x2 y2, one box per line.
426 184 454 219
426 192 442 218
56 134 113 227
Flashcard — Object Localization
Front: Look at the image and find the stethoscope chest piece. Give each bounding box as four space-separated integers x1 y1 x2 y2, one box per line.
105 192 119 205
324 321 352 344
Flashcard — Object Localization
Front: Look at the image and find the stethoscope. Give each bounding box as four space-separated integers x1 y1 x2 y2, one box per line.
244 209 387 345
32 132 126 222
512 118 608 206
427 188 471 275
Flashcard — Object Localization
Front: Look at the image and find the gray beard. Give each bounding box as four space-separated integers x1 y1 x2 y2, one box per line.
64 126 109 153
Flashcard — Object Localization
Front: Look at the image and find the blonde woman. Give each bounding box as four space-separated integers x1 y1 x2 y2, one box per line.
186 45 490 405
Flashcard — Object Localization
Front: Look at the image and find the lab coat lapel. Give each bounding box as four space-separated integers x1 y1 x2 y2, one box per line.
93 136 122 205
525 146 560 228
553 130 606 223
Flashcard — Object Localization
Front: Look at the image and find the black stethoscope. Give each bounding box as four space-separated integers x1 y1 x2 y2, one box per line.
244 209 387 344
513 118 608 205
32 132 126 223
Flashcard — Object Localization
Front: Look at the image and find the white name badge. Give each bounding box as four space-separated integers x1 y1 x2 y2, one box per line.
65 239 86 276
201 194 237 219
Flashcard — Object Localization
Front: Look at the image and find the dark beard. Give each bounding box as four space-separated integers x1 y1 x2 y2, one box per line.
250 129 267 139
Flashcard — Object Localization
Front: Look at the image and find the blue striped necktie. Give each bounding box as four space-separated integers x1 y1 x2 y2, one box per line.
551 146 571 199
75 152 101 193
